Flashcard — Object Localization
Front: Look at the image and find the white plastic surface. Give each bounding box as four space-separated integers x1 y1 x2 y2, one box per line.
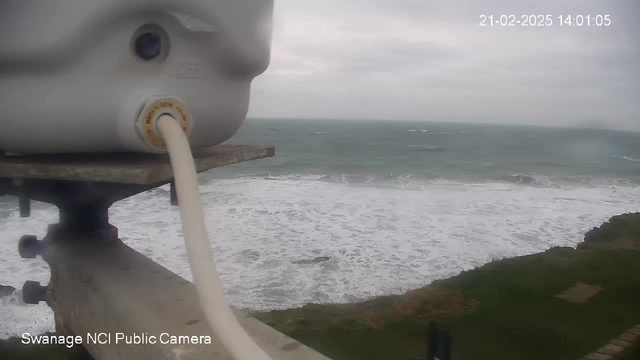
0 0 273 154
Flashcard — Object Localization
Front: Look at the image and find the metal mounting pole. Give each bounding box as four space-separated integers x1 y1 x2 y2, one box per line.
1 145 331 360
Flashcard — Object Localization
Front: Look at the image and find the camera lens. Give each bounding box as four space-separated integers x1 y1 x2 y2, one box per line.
134 32 162 61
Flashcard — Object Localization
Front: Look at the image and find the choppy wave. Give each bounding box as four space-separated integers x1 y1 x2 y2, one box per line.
408 145 445 152
258 172 638 189
2 173 640 337
497 175 537 185
621 156 640 163
497 174 638 188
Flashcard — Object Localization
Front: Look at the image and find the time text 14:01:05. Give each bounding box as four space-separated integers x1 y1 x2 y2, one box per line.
479 15 611 27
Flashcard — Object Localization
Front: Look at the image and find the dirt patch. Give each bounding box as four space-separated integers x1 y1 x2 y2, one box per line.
578 237 640 250
392 290 478 319
263 288 479 333
601 238 640 251
555 282 602 304
348 289 478 330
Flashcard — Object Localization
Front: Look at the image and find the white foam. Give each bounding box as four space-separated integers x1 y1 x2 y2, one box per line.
621 156 640 163
0 208 58 338
0 292 54 338
2 178 640 337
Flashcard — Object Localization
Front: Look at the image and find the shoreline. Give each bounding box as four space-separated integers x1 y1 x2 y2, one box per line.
2 212 639 359
252 212 640 359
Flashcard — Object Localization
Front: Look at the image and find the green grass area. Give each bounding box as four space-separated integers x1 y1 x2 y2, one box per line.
580 212 640 249
254 213 640 360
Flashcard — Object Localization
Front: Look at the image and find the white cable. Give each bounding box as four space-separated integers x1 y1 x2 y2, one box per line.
157 114 273 360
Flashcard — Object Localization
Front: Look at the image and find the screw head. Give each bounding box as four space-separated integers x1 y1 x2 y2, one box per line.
22 280 46 304
18 235 40 259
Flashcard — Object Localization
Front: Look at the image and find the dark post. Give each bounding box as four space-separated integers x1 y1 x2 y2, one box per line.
426 321 437 360
436 328 452 360
426 321 452 360
58 203 112 233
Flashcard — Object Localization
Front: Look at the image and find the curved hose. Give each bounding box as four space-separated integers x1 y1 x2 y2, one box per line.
157 115 273 360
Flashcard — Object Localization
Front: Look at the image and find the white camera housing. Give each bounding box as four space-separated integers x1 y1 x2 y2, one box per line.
0 0 273 153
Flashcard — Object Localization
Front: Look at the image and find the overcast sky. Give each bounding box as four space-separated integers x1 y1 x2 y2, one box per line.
247 0 639 129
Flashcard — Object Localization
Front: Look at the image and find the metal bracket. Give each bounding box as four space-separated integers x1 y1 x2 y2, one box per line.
0 144 331 359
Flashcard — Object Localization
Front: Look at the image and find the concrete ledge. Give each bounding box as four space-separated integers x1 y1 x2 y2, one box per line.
0 144 275 184
610 339 631 347
580 325 640 360
45 226 330 360
584 354 612 360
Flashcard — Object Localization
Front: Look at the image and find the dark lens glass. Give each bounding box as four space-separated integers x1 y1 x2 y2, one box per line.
134 32 162 61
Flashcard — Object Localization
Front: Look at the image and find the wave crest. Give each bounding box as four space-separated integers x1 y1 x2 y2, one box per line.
621 156 640 163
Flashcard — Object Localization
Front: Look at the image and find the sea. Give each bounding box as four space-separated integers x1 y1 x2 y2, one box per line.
1 118 640 338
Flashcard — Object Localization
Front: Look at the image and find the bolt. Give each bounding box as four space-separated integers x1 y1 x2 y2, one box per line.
18 235 44 259
22 281 47 304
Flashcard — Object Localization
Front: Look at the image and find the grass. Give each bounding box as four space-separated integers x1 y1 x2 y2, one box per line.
3 213 640 359
579 212 640 249
254 213 640 360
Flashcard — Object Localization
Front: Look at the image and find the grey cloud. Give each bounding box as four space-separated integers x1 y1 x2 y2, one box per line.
249 0 639 130
337 41 459 74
